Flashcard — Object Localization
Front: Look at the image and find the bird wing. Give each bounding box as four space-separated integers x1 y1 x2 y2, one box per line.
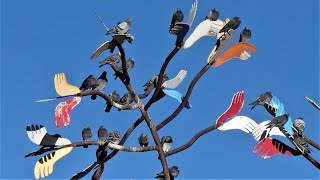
215 91 245 125
283 115 294 136
91 41 114 59
252 120 285 141
162 89 191 109
212 42 257 67
208 29 235 64
162 70 187 89
253 137 299 159
54 97 81 128
217 115 257 133
183 20 212 49
54 73 80 96
34 145 72 179
305 96 320 111
187 0 198 27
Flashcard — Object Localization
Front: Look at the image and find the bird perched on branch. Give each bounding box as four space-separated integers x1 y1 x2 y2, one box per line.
161 136 173 153
155 166 180 180
107 131 121 150
79 75 99 91
91 71 108 100
219 16 241 35
114 58 134 80
118 92 134 107
249 91 273 110
106 18 132 35
98 126 108 143
99 52 121 68
105 91 120 112
82 126 92 148
169 8 184 33
138 133 149 147
205 9 219 21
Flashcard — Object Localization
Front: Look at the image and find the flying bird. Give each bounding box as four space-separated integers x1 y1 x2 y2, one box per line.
169 8 184 33
79 75 99 91
91 71 108 100
99 52 121 68
205 9 219 21
161 136 173 152
138 133 149 147
82 126 92 148
114 58 134 79
219 16 241 34
239 27 251 43
155 166 180 180
105 91 120 112
98 126 108 143
106 18 132 35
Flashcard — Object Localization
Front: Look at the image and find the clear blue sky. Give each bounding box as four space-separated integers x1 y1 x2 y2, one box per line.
1 0 319 179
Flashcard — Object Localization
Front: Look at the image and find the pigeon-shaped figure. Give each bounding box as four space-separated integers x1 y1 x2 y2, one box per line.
114 58 134 80
99 52 121 68
105 91 120 112
98 126 108 143
119 92 134 107
138 133 149 147
266 114 289 132
219 16 241 35
143 75 159 95
155 166 180 180
293 136 312 154
107 131 121 150
169 8 184 33
292 117 305 137
239 27 251 43
205 9 219 21
161 136 173 152
79 75 99 91
82 126 92 148
249 91 273 110
106 18 132 35
91 71 108 100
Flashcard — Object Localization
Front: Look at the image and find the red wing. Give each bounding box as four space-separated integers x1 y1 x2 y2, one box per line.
215 91 245 125
253 137 299 159
54 97 81 128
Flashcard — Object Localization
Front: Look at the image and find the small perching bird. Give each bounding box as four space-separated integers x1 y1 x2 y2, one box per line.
91 71 108 100
99 52 121 68
169 8 184 33
98 126 108 143
161 136 173 152
105 91 120 112
155 166 180 180
107 131 121 150
249 91 273 110
239 27 251 43
114 57 134 79
106 18 132 35
79 75 99 91
219 16 241 34
82 126 92 148
138 133 149 147
205 9 219 21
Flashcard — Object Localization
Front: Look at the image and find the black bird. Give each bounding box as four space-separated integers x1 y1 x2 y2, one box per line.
239 27 251 43
219 16 241 34
105 91 120 112
249 91 273 110
99 52 121 68
169 8 184 33
114 58 134 79
161 136 173 152
138 133 149 147
205 9 219 21
155 166 180 180
98 126 108 143
91 71 108 100
79 75 99 91
82 126 92 148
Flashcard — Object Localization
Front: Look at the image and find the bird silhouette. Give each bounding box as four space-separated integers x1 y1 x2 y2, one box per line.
106 18 132 35
79 75 99 91
239 27 251 42
114 58 134 79
99 52 121 68
219 16 241 35
169 8 184 33
105 91 120 112
155 166 180 180
82 126 92 148
138 133 149 147
91 71 108 100
205 9 219 21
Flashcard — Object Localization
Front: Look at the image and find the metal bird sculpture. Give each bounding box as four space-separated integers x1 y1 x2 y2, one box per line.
106 18 132 35
91 71 108 100
169 8 184 33
219 16 241 35
138 133 149 147
114 58 134 80
99 52 121 68
161 136 173 152
105 91 120 112
205 9 219 21
98 126 108 143
239 27 251 43
79 75 99 91
82 126 92 148
155 166 180 180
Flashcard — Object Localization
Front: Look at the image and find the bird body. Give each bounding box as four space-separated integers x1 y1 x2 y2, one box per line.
169 9 184 33
239 27 251 42
106 18 132 35
138 133 149 147
114 58 134 79
119 92 134 106
205 9 219 21
105 91 120 112
91 71 108 100
82 126 92 148
161 136 173 152
219 16 241 34
98 126 108 143
99 52 121 68
155 166 179 180
107 131 121 150
80 75 99 91
249 92 273 110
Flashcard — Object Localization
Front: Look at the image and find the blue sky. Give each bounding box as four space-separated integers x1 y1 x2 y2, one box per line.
1 0 319 179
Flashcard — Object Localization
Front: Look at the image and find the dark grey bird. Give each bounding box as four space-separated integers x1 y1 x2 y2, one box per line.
161 136 173 152
239 27 251 43
293 136 311 154
79 75 99 91
169 8 184 33
106 18 132 35
138 133 149 147
205 9 219 21
114 58 134 80
266 114 289 130
91 71 108 100
155 166 180 180
99 52 121 68
107 131 121 151
82 126 92 148
219 16 241 34
143 75 159 95
105 91 120 112
292 117 305 137
98 126 108 143
249 91 273 110
119 92 134 106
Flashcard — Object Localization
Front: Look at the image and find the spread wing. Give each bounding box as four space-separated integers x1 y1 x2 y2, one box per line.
162 70 187 89
218 115 257 133
54 97 82 128
54 73 80 96
187 0 198 26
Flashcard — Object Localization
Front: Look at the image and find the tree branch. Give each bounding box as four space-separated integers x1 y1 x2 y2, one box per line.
116 43 130 85
304 136 320 151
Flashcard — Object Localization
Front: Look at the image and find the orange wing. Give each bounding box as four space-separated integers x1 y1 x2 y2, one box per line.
212 42 257 67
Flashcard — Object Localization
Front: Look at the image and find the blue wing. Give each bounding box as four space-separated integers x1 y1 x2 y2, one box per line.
162 89 191 109
270 96 293 135
283 115 294 135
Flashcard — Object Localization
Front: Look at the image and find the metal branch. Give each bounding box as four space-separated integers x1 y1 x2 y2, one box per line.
116 43 130 84
166 124 219 157
304 136 320 151
156 64 211 130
